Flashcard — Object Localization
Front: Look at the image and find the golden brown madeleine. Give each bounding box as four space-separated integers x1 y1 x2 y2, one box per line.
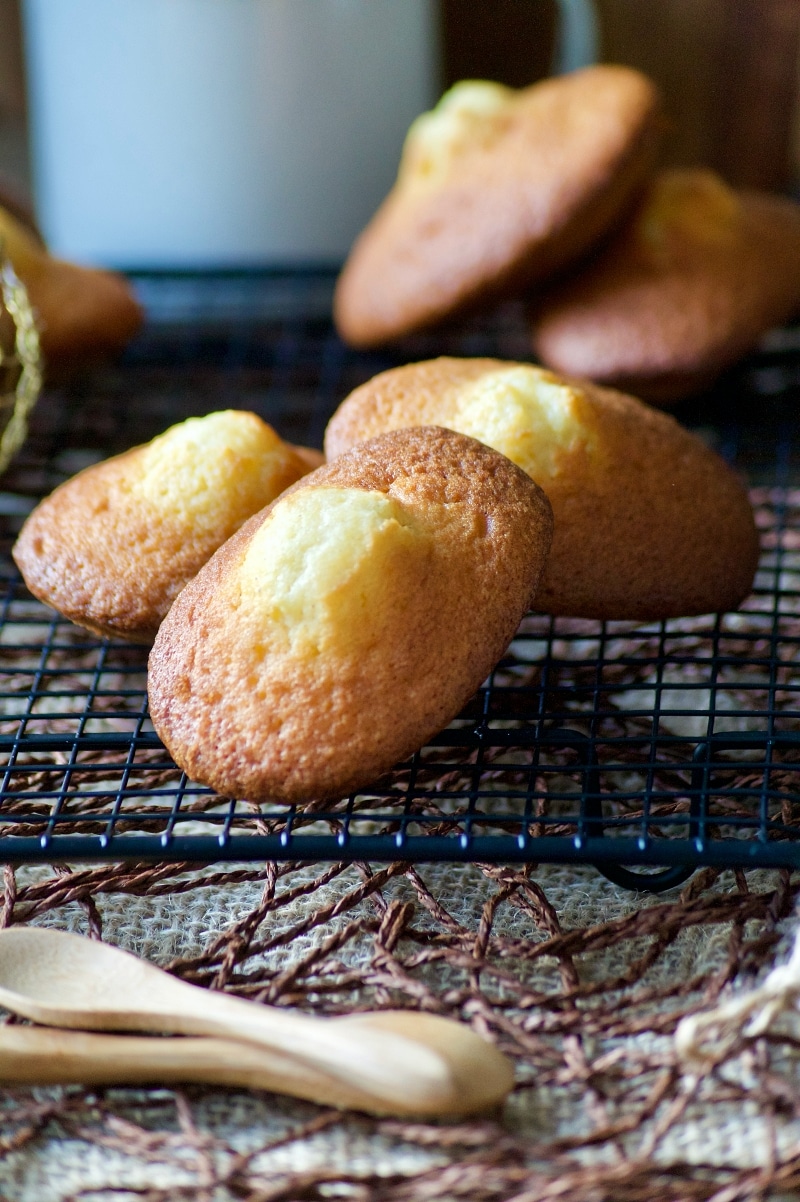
0 203 142 366
325 358 759 620
13 411 317 643
148 427 553 804
334 65 662 348
530 169 800 402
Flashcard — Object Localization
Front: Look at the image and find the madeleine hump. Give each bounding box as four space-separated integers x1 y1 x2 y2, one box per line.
148 426 553 803
334 65 662 346
13 410 319 642
530 170 800 402
325 357 759 620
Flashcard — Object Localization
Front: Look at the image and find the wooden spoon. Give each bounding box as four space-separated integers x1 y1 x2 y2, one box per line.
0 1024 487 1116
0 927 512 1117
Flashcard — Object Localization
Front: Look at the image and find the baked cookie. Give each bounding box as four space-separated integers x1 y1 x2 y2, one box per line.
148 426 553 803
530 169 800 402
334 65 662 347
0 203 142 367
13 410 317 642
324 358 759 620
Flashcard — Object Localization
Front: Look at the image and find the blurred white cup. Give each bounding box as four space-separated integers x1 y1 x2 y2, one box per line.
22 0 439 267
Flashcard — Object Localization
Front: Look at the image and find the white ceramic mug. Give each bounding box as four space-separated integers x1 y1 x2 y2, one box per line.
22 0 439 266
22 0 598 268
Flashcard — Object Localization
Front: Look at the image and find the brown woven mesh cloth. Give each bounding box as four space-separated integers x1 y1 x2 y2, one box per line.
1 854 798 1201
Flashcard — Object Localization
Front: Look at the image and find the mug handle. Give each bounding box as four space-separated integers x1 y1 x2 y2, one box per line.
552 0 599 74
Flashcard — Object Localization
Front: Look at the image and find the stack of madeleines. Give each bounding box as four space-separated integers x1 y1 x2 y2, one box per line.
14 349 759 804
334 64 800 402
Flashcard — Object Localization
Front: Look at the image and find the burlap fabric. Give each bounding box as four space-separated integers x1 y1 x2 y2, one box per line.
1 496 799 1201
0 853 798 1202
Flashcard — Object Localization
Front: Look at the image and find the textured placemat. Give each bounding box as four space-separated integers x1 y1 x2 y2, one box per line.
0 856 798 1201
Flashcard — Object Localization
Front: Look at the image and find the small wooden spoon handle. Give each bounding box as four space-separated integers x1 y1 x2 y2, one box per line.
0 1024 474 1117
0 928 513 1115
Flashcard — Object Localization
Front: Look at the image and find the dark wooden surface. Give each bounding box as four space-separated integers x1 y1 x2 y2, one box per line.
0 0 25 121
439 0 559 89
596 0 800 190
440 0 800 192
0 0 29 203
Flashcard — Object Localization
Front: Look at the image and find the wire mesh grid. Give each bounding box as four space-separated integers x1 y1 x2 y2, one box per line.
0 269 799 890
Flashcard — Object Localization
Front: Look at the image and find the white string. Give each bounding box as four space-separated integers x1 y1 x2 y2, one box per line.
675 926 800 1067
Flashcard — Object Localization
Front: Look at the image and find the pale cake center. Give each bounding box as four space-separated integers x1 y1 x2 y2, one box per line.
452 365 589 481
134 410 293 536
399 80 513 188
238 487 432 658
637 169 743 257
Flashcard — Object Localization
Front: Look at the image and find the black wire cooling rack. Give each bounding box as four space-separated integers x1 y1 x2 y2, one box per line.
1 268 799 892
